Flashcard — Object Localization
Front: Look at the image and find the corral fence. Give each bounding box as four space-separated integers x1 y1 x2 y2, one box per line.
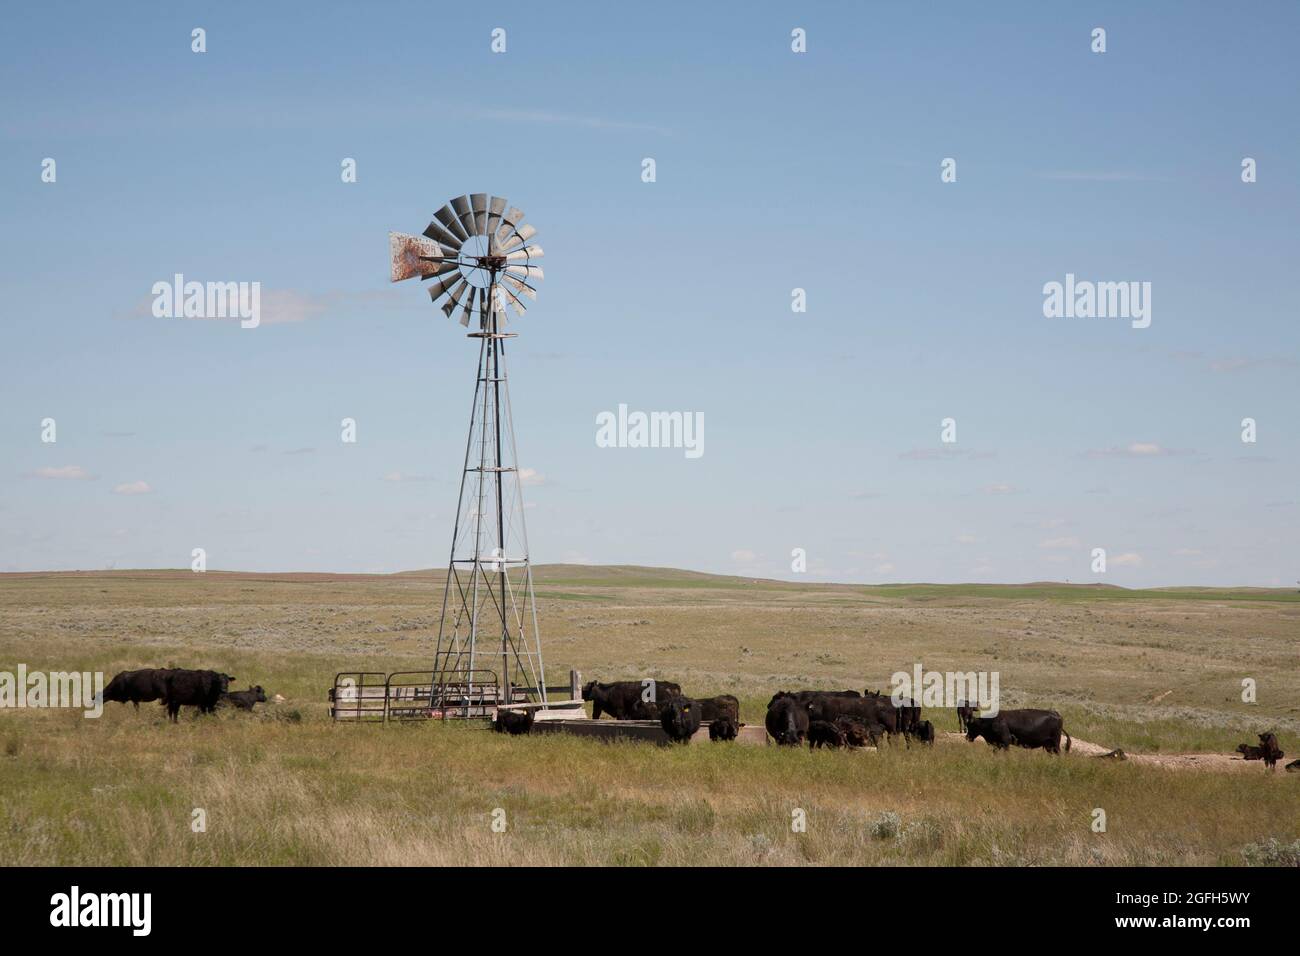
329 668 584 723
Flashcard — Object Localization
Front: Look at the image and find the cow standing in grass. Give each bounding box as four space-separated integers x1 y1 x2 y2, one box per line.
162 670 234 722
965 709 1071 754
659 696 701 743
581 679 682 720
765 692 810 746
101 668 174 710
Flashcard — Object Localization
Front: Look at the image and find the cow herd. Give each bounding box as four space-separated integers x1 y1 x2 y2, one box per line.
549 678 1073 753
101 668 268 721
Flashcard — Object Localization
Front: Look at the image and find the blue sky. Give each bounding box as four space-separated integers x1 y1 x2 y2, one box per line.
2 1 1297 586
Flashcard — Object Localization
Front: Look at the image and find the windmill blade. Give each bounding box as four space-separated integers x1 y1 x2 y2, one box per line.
442 280 471 319
451 195 476 239
390 232 454 282
444 282 475 323
458 287 478 327
486 196 507 237
496 206 525 241
499 225 536 253
418 257 460 279
435 203 469 243
504 244 543 263
505 264 544 282
423 218 463 250
499 284 527 316
426 273 462 304
470 194 489 235
502 274 538 301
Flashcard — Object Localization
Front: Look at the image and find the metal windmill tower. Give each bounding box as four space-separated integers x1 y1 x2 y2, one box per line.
389 194 547 716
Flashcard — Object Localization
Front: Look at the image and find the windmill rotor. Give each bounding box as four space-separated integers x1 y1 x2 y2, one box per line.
390 193 544 328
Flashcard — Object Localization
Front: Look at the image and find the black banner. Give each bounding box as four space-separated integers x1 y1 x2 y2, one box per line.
0 866 1284 942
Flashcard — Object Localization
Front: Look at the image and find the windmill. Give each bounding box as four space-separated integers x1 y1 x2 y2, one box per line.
389 193 546 717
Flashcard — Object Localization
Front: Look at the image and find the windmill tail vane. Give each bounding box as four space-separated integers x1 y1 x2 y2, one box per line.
389 193 547 717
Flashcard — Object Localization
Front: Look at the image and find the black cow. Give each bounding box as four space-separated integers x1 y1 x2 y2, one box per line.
1237 743 1265 761
765 692 810 746
659 696 701 743
493 708 534 735
965 709 1071 754
866 689 922 736
1285 759 1300 773
912 719 935 745
708 715 738 742
774 689 860 708
162 670 234 722
807 720 847 749
834 715 885 748
221 686 267 711
582 679 682 720
806 695 900 738
101 668 173 710
696 694 740 724
1258 732 1285 770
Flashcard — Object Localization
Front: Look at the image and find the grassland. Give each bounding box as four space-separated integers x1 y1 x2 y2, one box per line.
1 567 1298 866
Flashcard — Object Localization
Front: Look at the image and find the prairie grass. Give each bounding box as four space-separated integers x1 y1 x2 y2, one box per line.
1 568 1297 866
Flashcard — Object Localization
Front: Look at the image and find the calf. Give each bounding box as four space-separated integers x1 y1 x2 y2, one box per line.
162 670 234 722
834 715 885 748
1285 759 1300 773
765 692 810 746
911 719 935 745
1236 743 1265 761
965 708 1070 754
1258 732 1285 770
659 696 701 743
221 686 267 711
955 700 977 733
708 715 738 742
806 695 900 739
807 720 847 749
493 708 534 736
101 668 173 710
582 679 682 720
696 694 740 724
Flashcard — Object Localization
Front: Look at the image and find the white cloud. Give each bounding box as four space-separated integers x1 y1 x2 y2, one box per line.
518 468 545 486
1111 552 1143 567
112 481 152 495
33 465 94 480
1086 443 1192 459
1039 536 1080 550
731 549 757 563
982 483 1021 495
955 534 979 544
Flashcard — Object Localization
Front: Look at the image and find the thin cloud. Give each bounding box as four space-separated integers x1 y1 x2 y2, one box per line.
32 465 95 480
112 481 152 495
469 107 674 137
1085 443 1193 459
1039 536 1081 550
982 483 1022 495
